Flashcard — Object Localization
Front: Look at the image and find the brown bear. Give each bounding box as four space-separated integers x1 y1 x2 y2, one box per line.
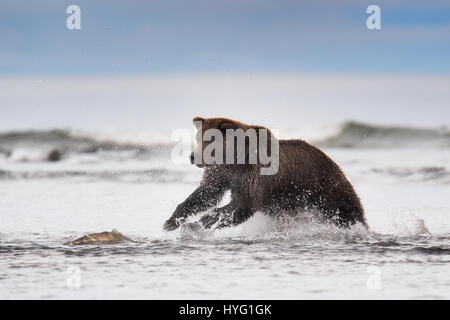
163 117 366 231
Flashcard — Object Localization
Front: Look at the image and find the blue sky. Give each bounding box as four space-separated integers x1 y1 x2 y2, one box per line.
1 0 450 74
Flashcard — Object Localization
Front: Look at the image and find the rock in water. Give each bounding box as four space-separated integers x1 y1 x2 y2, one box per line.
47 149 63 162
71 229 135 245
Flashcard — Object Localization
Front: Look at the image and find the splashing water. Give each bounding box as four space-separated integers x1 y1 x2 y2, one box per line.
0 130 449 299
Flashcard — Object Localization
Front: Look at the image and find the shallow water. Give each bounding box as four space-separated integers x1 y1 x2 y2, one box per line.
0 147 449 299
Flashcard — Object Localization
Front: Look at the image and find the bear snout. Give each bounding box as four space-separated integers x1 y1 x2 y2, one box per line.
190 149 206 167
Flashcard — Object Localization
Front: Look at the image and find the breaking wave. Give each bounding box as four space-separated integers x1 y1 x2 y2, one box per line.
0 121 448 164
369 166 450 184
0 128 172 162
0 121 450 161
0 128 172 150
314 121 450 148
0 168 198 184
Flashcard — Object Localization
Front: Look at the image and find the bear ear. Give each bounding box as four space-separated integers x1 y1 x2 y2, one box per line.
193 116 204 129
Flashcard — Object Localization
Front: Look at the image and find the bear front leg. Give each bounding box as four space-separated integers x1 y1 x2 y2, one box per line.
197 205 230 229
213 204 255 229
163 183 228 231
198 211 221 229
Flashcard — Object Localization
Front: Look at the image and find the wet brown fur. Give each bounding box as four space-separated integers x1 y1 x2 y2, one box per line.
163 117 366 230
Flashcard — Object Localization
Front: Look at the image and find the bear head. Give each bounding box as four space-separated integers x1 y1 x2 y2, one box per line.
190 116 275 169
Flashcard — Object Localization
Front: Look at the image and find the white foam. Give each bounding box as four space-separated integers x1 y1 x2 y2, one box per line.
391 212 431 236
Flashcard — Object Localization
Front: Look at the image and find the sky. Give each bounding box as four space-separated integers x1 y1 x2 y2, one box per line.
0 1 449 131
1 0 450 74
